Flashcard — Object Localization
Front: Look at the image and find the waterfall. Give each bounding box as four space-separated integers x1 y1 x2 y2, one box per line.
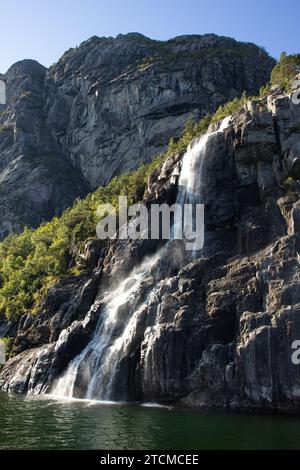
51 252 161 399
175 115 232 253
178 116 231 205
50 116 232 401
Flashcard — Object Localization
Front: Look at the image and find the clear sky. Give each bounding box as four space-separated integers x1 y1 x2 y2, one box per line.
0 0 299 73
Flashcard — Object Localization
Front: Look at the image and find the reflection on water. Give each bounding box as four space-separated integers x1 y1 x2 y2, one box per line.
1 392 300 450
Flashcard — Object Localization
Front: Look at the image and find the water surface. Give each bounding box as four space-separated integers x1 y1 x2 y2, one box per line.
0 392 300 450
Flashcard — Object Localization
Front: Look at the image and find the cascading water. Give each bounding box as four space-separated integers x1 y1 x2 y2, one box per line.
51 116 232 401
51 252 161 399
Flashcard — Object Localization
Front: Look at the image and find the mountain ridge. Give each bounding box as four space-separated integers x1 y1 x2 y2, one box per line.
0 33 275 239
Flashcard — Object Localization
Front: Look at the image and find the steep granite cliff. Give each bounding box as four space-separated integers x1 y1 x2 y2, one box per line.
1 78 300 413
0 34 274 239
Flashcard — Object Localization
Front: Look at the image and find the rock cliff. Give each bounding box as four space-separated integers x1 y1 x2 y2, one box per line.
2 79 300 413
0 34 274 239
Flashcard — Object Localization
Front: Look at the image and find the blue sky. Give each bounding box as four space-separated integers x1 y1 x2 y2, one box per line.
0 0 299 72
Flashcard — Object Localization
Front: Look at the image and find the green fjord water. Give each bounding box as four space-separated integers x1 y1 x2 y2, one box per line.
1 392 300 450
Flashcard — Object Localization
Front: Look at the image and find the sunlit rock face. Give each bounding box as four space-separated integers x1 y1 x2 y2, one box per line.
2 82 300 414
0 60 89 240
0 34 274 239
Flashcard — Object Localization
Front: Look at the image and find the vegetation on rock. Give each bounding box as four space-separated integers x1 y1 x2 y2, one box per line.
271 52 300 90
0 154 166 319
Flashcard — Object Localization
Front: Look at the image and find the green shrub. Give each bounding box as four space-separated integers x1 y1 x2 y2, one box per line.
138 57 156 70
0 337 13 362
271 52 300 90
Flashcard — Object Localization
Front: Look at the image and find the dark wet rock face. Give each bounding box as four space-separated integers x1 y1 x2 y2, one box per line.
3 39 300 413
2 82 300 414
0 34 274 238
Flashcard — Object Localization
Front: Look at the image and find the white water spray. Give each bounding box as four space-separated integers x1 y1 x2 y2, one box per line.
51 253 161 399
